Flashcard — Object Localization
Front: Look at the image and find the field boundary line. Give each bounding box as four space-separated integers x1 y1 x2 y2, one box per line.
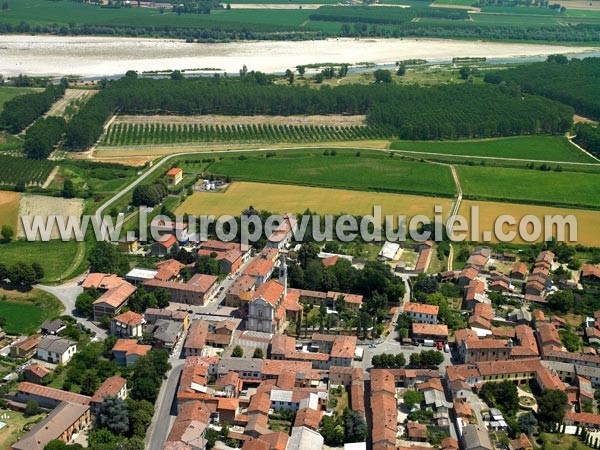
567 135 600 163
389 148 600 166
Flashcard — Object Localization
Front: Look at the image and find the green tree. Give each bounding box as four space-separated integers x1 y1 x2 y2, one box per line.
374 69 392 83
1 224 14 242
88 241 128 275
403 390 424 408
80 370 100 396
537 389 568 428
518 412 538 435
253 347 264 359
62 178 76 199
76 292 95 317
25 399 41 417
343 409 367 443
232 345 244 358
93 396 129 435
88 429 119 447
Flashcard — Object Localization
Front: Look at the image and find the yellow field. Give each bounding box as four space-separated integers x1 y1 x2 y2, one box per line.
0 191 19 231
459 200 600 246
176 181 454 219
92 140 391 159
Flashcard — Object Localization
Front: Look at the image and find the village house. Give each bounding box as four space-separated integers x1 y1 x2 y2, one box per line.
165 167 183 185
110 310 145 338
144 273 218 306
150 218 189 242
37 335 77 365
112 338 152 366
10 401 91 450
24 364 51 385
404 302 439 324
150 234 179 257
15 382 91 409
412 323 449 343
40 319 66 335
93 280 137 320
90 375 128 413
10 334 42 359
144 308 190 328
266 213 297 249
581 265 600 285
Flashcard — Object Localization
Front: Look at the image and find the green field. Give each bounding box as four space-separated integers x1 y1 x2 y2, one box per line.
457 165 600 208
0 240 81 283
0 87 37 114
0 0 312 32
390 136 598 163
205 148 456 196
0 288 64 335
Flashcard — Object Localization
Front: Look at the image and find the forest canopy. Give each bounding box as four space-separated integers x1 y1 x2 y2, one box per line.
64 75 573 149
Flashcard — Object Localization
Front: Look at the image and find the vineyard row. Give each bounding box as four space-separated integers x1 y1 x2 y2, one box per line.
101 123 393 146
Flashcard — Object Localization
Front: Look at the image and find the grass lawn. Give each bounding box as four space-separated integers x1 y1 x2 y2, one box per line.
0 239 81 282
457 165 600 209
0 87 38 114
0 409 46 450
458 199 600 246
176 181 455 219
0 288 64 335
390 136 598 163
539 433 593 450
206 149 456 197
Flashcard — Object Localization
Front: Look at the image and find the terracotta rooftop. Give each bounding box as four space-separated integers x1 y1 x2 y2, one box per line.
93 281 136 308
412 323 448 337
91 376 126 404
112 338 152 357
17 382 90 405
112 310 144 327
404 302 439 316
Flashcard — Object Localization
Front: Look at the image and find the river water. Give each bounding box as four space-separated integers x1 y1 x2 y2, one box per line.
0 35 597 78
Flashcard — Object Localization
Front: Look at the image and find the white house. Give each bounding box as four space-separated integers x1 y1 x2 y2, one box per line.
37 336 77 365
404 302 439 324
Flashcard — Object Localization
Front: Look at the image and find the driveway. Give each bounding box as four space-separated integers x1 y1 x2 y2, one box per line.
35 280 107 340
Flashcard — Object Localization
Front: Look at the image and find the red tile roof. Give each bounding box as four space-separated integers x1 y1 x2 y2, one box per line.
404 302 439 316
112 311 144 327
17 382 91 405
94 281 136 308
91 376 126 403
112 339 152 357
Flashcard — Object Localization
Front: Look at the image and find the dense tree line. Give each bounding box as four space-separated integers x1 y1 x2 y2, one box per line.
65 76 573 149
366 83 573 139
131 180 168 207
409 350 445 368
23 116 67 159
573 123 600 158
3 16 600 43
371 353 406 368
0 261 44 285
309 6 468 25
484 56 600 120
0 83 65 133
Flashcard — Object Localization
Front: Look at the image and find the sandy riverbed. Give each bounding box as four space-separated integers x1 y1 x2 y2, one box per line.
0 35 595 77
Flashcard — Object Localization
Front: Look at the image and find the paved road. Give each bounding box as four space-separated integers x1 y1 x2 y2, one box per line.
35 280 107 340
146 358 185 450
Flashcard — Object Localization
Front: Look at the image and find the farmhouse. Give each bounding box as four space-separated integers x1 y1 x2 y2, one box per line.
91 376 127 413
166 167 183 185
37 335 77 365
15 382 91 408
581 265 600 284
24 364 51 385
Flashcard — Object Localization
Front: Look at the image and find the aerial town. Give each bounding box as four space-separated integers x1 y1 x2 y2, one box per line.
1 172 600 450
1 1 600 448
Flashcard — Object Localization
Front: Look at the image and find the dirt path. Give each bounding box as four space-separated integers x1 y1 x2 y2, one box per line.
113 114 367 127
41 165 59 189
45 89 95 118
